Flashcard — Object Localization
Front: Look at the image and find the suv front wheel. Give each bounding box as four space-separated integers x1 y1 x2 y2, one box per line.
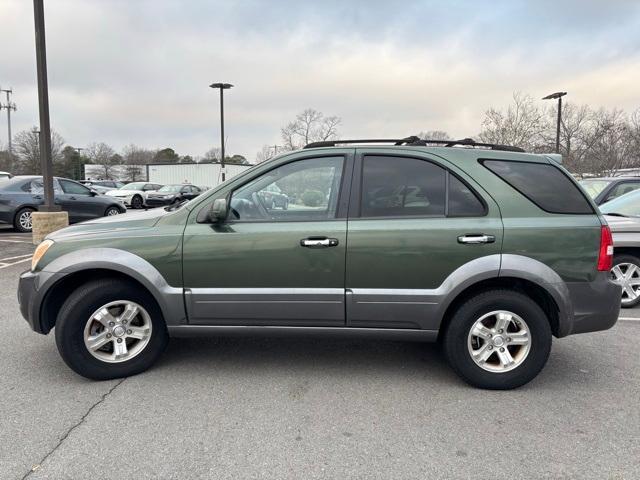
55 279 168 380
443 289 552 390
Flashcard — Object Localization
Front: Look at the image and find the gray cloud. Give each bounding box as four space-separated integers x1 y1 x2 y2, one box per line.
1 0 639 160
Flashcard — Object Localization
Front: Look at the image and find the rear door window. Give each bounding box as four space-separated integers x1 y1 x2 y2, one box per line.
482 160 594 214
359 156 485 218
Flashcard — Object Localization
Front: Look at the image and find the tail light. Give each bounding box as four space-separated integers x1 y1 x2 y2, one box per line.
597 225 614 271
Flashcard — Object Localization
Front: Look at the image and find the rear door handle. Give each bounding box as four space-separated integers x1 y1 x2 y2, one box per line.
300 237 339 248
458 234 495 244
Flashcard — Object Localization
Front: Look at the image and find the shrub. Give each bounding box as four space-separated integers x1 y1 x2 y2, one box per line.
301 189 324 207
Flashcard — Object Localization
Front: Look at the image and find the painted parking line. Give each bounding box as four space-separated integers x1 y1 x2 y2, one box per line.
618 317 640 322
0 239 33 244
0 257 31 269
0 253 33 262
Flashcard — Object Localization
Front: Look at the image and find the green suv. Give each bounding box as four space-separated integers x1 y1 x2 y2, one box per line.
18 137 621 389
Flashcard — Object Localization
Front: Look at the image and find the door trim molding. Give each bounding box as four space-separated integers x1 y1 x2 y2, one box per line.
168 325 438 341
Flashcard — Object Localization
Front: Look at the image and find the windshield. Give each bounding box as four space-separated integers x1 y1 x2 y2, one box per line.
600 189 640 217
158 185 183 193
579 179 612 199
121 182 145 191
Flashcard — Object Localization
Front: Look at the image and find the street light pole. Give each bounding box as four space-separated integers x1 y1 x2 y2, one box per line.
542 91 567 154
209 82 233 182
33 0 58 211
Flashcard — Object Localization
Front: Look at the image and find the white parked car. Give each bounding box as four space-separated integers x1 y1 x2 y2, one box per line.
105 182 163 209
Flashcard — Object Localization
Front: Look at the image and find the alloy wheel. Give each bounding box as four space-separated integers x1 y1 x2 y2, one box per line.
19 210 33 230
611 262 640 306
83 300 152 363
467 310 531 373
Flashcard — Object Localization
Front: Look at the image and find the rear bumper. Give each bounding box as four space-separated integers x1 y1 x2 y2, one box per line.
562 273 621 337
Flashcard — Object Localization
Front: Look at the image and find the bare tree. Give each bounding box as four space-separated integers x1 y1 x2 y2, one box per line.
200 147 221 163
85 142 119 179
585 109 634 176
122 144 154 181
13 127 65 175
122 144 155 165
417 130 452 143
479 92 549 151
281 108 341 150
255 144 279 164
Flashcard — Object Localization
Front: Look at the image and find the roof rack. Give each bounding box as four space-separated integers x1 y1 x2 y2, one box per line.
303 136 525 153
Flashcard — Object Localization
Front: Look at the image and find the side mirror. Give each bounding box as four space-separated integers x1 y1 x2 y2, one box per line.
209 198 228 222
90 189 99 196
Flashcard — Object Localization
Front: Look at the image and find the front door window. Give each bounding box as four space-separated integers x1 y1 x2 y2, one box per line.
229 156 344 221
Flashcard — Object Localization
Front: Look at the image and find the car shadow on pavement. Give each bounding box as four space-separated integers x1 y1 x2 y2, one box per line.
155 336 464 385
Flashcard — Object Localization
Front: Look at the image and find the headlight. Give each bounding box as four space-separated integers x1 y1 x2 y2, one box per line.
32 239 54 271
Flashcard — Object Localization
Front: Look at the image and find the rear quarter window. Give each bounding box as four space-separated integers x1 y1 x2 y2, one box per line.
482 159 594 214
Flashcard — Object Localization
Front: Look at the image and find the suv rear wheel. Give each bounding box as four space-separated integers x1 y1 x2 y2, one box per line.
55 279 168 380
443 289 552 390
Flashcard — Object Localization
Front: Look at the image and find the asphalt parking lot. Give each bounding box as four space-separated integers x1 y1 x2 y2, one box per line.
0 225 639 479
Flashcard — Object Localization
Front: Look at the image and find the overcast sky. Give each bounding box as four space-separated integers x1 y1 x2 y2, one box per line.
1 0 639 161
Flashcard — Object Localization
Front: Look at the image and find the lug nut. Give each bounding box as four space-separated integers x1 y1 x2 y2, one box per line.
117 338 123 343
500 347 505 352
122 320 127 325
507 338 511 342
127 329 132 335
498 329 503 333
109 322 115 327
106 333 112 339
488 345 493 350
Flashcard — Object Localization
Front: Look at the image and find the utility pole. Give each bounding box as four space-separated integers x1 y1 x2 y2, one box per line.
0 87 17 158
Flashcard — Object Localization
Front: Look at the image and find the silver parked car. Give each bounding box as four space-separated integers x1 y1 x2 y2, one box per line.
600 189 640 307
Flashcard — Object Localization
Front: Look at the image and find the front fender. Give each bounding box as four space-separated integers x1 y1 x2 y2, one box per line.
39 248 185 327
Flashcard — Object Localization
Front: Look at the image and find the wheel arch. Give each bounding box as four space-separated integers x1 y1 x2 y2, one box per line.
37 248 185 334
437 276 562 341
436 254 572 339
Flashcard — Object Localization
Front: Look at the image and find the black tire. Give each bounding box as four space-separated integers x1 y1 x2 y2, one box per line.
611 254 640 308
131 195 143 209
55 279 169 380
104 206 121 217
13 207 34 233
442 289 552 390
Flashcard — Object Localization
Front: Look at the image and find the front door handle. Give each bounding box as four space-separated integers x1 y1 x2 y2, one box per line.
300 237 339 248
458 234 495 244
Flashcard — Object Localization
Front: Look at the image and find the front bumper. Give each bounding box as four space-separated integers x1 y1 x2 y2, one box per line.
146 197 174 207
563 272 621 336
18 270 43 333
18 269 62 334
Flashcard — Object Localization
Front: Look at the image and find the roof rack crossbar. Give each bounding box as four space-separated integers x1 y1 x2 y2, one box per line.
303 136 525 153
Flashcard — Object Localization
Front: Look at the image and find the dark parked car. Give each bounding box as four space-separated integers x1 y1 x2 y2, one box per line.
80 180 125 195
258 183 289 209
579 177 640 205
145 184 202 207
0 176 126 232
19 137 620 389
